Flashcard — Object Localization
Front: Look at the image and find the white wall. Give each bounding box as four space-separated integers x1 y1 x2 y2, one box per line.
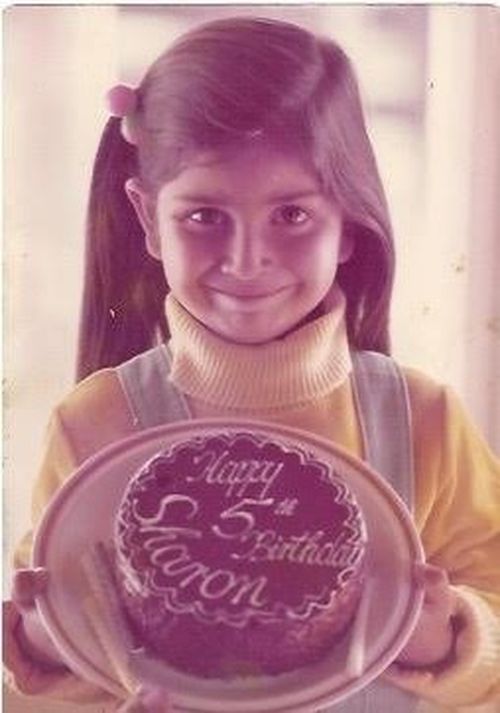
393 7 500 450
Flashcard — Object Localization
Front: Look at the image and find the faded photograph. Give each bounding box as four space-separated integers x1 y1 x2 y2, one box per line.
4 6 500 713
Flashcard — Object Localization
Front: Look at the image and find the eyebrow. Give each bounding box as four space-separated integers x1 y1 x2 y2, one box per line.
172 189 322 205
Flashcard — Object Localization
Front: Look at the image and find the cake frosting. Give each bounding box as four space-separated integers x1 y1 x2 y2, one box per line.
114 430 367 677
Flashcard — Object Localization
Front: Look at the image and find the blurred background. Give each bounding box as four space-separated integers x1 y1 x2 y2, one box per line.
4 5 500 712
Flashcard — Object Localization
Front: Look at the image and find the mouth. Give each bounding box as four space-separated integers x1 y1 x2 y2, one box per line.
209 285 290 298
206 279 292 296
206 285 293 308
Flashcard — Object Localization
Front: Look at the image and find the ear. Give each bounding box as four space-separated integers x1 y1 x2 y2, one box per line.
338 228 355 265
125 177 161 259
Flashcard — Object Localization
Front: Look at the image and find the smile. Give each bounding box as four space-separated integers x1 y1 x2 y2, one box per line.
207 286 293 309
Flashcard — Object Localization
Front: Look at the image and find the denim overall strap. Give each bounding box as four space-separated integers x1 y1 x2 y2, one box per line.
350 350 415 512
116 344 191 427
318 351 417 712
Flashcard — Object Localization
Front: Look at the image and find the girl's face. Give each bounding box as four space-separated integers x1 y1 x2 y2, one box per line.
135 143 351 344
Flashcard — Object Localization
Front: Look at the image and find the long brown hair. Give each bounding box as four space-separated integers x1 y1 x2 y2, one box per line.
77 16 394 381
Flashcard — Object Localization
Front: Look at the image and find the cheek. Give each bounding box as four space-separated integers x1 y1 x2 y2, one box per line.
160 231 219 283
283 231 341 278
157 232 187 287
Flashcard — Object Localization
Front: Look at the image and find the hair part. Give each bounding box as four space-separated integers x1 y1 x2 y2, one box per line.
77 16 394 380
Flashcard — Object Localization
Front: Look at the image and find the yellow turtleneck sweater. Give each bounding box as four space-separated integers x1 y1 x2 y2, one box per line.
165 289 361 454
5 293 500 709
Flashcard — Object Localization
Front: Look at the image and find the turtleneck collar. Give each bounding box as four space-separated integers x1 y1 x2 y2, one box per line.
165 286 352 411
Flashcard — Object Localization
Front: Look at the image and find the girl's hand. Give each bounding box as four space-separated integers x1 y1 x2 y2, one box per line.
395 563 457 669
117 685 172 712
12 567 49 612
12 567 64 667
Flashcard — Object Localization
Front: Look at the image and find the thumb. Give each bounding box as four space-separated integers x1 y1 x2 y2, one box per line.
118 685 172 713
413 563 457 626
414 562 448 586
12 568 49 612
414 563 451 605
139 685 171 711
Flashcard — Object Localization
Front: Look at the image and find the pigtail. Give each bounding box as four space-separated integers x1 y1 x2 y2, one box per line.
76 118 168 382
337 223 393 355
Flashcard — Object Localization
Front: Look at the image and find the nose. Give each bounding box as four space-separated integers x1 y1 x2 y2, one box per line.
221 220 271 278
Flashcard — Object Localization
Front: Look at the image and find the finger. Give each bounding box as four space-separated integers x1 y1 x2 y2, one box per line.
12 568 49 611
414 562 448 586
414 563 449 600
117 685 171 713
142 689 169 708
139 685 171 712
414 564 457 621
384 662 433 684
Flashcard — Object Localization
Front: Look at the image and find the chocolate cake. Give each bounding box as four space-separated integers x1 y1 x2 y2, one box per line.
114 430 367 678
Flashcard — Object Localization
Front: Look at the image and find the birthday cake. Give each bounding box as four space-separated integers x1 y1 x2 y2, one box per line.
114 430 367 678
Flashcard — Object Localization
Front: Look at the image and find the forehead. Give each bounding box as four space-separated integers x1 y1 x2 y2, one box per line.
159 142 322 201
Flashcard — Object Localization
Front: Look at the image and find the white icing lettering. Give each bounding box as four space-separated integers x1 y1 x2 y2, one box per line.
143 514 269 610
118 435 367 629
198 570 235 599
228 574 268 608
151 544 197 576
189 449 283 500
212 498 273 540
135 494 199 526
233 529 362 569
177 561 210 589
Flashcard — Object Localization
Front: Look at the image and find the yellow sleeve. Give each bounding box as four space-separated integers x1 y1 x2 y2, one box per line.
13 409 78 570
5 371 133 704
14 368 134 570
388 378 500 706
419 386 500 610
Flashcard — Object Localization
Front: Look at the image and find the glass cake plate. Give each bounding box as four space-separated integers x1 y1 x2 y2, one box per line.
32 418 424 712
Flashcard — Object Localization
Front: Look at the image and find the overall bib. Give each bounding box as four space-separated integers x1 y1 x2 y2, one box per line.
117 346 418 712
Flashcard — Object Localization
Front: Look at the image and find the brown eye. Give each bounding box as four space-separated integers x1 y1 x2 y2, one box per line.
274 205 310 226
188 207 227 226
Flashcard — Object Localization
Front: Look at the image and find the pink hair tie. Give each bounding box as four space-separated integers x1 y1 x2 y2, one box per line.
106 84 137 116
106 84 138 145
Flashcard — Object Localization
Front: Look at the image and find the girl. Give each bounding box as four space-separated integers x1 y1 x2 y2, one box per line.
5 16 500 713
